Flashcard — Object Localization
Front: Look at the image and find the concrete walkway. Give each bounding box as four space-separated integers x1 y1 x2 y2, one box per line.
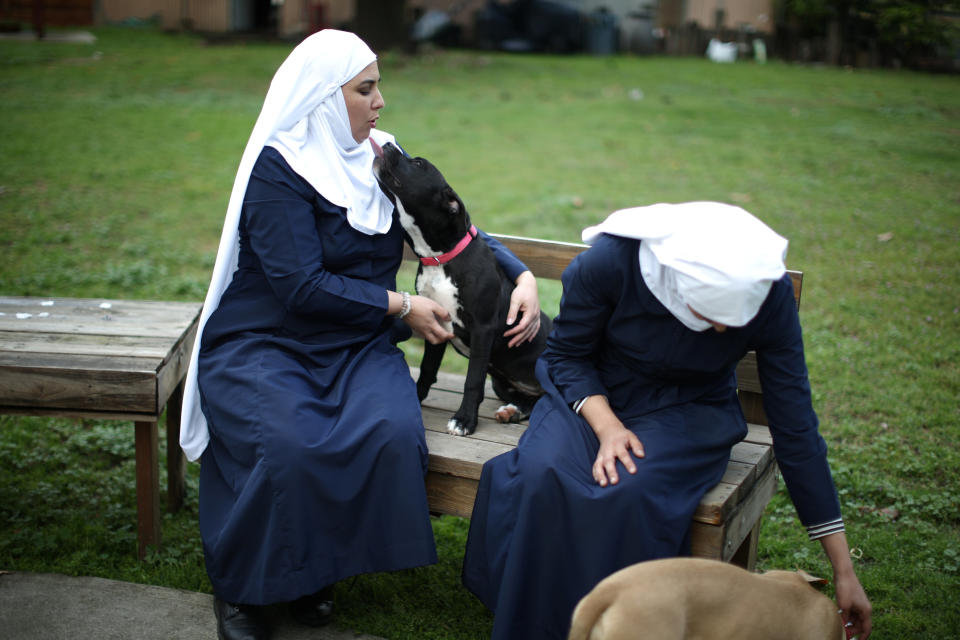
0 571 384 640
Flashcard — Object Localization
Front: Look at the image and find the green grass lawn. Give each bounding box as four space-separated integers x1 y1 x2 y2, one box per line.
1 26 959 639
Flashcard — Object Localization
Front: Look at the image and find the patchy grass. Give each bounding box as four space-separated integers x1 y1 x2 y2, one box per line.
1 27 958 638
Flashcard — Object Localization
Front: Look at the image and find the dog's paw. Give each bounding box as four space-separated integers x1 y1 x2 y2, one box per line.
494 403 521 424
446 417 476 436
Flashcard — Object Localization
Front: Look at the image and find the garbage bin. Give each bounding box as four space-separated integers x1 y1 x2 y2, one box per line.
586 8 618 55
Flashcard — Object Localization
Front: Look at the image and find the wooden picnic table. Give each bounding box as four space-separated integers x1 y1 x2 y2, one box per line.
0 296 201 558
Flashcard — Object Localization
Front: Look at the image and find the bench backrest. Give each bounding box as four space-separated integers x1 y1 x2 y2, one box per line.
403 233 803 427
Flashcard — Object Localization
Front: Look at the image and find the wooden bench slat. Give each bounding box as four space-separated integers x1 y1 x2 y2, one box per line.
425 471 481 519
0 297 200 338
0 350 164 372
420 387 513 422
0 361 158 413
425 429 511 480
0 331 178 359
422 408 524 448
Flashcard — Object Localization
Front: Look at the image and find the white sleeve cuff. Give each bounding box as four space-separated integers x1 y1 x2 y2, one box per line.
572 397 589 414
807 518 845 540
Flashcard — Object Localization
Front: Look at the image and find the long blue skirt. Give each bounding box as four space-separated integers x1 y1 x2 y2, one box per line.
197 331 437 605
462 387 746 639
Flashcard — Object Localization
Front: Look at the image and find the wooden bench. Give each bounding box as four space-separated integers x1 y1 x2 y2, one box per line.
0 297 202 559
407 234 802 570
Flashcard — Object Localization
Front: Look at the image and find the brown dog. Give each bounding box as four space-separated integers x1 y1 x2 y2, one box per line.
569 558 844 640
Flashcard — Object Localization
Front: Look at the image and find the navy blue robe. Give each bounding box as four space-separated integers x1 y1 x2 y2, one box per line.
197 146 527 605
462 233 841 639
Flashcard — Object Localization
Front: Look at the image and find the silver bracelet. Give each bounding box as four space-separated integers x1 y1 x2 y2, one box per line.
398 291 412 318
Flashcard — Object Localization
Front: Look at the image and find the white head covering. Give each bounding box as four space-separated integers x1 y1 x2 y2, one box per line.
582 202 788 332
179 30 396 461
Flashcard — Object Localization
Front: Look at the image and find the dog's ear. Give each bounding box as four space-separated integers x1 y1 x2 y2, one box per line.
442 187 462 216
797 568 829 589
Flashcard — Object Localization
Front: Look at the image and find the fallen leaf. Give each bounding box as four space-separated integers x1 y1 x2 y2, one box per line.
877 232 894 242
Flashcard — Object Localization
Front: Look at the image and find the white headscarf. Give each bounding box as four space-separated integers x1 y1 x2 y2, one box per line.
180 30 396 461
582 202 788 332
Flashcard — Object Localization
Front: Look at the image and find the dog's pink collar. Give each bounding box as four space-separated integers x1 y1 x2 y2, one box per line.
420 225 478 266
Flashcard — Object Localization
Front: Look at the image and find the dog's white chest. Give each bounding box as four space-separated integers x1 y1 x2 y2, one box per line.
416 267 469 355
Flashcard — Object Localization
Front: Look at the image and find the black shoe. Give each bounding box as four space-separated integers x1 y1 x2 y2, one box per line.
289 585 335 627
213 597 270 640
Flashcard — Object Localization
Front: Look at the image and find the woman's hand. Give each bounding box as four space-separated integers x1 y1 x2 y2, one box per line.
579 395 645 487
820 532 872 639
835 572 872 639
593 425 645 487
404 295 455 345
504 271 542 348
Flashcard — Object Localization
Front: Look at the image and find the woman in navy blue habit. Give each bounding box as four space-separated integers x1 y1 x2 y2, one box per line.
462 203 872 639
179 30 541 640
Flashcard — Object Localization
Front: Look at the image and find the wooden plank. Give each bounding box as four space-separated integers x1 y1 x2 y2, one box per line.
420 387 515 421
0 361 157 413
739 390 768 427
718 460 755 491
414 367 497 398
735 352 761 394
0 331 178 359
155 318 198 412
730 440 772 472
0 350 162 372
694 481 738 525
424 429 512 480
745 423 772 446
426 471 480 519
487 234 589 281
421 408 524 449
0 298 201 339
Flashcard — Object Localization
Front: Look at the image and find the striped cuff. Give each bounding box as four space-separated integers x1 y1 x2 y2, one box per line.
807 518 845 540
572 397 589 414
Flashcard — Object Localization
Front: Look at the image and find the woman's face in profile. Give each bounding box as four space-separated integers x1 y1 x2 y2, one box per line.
688 306 728 332
342 61 384 143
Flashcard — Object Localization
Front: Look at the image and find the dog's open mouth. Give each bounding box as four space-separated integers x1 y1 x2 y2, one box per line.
369 136 383 158
372 142 403 192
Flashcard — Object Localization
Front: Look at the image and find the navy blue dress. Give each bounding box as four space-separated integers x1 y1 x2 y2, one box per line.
197 146 527 605
462 233 842 639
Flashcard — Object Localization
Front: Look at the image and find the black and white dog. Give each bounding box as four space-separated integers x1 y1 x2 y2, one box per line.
374 142 550 436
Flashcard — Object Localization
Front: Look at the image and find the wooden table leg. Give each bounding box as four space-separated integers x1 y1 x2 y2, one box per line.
165 381 186 513
135 420 161 559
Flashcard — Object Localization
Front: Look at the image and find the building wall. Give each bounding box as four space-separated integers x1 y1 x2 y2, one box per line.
667 0 773 33
2 0 93 26
98 0 229 31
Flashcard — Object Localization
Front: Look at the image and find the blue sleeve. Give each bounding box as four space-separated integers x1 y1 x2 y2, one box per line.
242 156 389 331
477 230 529 282
752 276 842 528
540 239 619 404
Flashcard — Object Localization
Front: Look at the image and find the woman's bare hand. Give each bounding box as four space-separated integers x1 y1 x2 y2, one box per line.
504 271 542 347
404 295 455 345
